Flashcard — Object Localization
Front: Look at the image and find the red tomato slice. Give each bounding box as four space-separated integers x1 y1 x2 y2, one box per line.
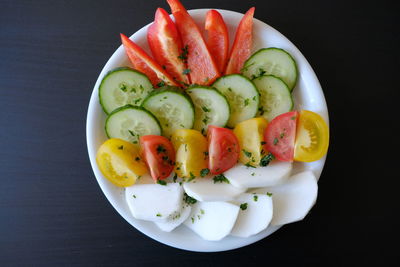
225 7 255 74
264 111 298 162
205 10 229 73
147 8 190 86
120 33 179 87
207 125 240 175
167 0 220 85
139 135 175 181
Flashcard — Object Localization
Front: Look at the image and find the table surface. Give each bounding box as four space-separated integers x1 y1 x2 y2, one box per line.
1 0 398 265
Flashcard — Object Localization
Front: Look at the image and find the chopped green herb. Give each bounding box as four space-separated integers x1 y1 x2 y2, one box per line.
117 145 124 150
134 98 142 104
260 141 266 145
200 168 210 177
253 195 258 202
244 98 250 106
291 116 296 120
182 68 191 75
273 138 279 145
184 144 188 152
280 132 285 138
178 45 189 62
156 213 162 217
213 174 230 184
240 203 248 210
162 155 169 161
242 149 252 158
203 77 209 83
202 106 211 112
157 180 167 186
157 80 166 87
267 192 273 197
188 172 196 182
128 130 135 137
180 124 185 128
245 162 256 168
191 217 195 223
135 157 140 161
130 87 136 93
162 65 166 70
183 193 197 204
132 140 138 144
204 151 209 156
251 172 255 176
119 83 127 92
260 153 275 167
132 194 136 198
200 209 205 214
202 116 209 124
228 87 233 92
252 95 257 101
139 85 144 93
173 173 178 183
156 145 167 154
258 106 265 115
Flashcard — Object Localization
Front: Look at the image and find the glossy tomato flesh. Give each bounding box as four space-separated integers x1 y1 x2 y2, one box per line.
208 125 240 175
140 135 175 181
264 111 298 162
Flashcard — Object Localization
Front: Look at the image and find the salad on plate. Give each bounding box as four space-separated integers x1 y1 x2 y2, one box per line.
92 0 329 243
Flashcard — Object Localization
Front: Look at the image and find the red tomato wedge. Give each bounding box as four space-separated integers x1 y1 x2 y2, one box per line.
225 7 255 74
120 33 179 87
205 10 229 73
166 0 220 85
147 8 190 85
264 111 298 162
207 125 240 175
139 135 175 181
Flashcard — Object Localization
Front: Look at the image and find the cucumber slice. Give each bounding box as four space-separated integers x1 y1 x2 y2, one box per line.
99 67 153 114
253 75 294 122
142 87 194 138
186 86 230 134
212 74 259 128
242 48 298 91
105 105 161 143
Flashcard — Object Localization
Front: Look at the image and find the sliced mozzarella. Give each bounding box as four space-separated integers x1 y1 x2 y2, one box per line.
230 193 273 237
155 204 192 232
252 170 318 226
224 161 292 188
125 183 183 222
183 176 246 201
184 202 239 241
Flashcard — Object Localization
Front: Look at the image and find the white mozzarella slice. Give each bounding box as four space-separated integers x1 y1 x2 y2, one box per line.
155 204 192 232
183 177 246 201
224 161 292 188
230 193 273 237
184 201 239 241
252 170 318 226
125 183 183 222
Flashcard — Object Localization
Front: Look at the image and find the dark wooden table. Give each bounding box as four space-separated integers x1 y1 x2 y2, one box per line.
1 0 398 265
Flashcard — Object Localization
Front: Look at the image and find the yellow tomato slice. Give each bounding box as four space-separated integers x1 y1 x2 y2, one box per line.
171 129 208 178
233 117 268 167
96 138 147 187
294 110 329 162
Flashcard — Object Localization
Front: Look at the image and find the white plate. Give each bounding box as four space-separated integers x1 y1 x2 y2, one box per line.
86 9 328 252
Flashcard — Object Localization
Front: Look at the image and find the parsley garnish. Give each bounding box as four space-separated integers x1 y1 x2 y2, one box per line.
119 83 127 92
273 138 279 145
213 174 230 184
267 192 273 197
173 173 178 183
200 168 210 177
202 106 210 112
156 145 167 154
132 194 136 198
128 130 135 137
117 145 124 150
178 45 189 62
244 98 250 106
183 193 197 204
253 195 258 202
258 106 265 115
242 149 252 158
157 180 167 186
182 68 191 75
156 213 162 217
157 80 166 87
291 116 296 120
240 203 248 210
260 141 266 145
245 162 256 168
135 157 140 161
260 153 275 167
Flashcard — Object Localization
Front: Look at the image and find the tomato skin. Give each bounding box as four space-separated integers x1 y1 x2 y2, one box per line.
139 135 175 181
205 10 229 73
171 129 208 178
207 125 240 175
264 111 298 162
147 8 190 85
167 0 220 85
234 117 268 167
120 33 179 87
96 138 148 187
294 110 329 162
225 7 255 74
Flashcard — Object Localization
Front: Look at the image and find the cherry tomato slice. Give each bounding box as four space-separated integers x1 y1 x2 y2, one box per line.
294 110 329 162
205 10 229 73
139 135 175 181
225 7 255 74
147 8 190 85
207 125 240 175
264 111 298 162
